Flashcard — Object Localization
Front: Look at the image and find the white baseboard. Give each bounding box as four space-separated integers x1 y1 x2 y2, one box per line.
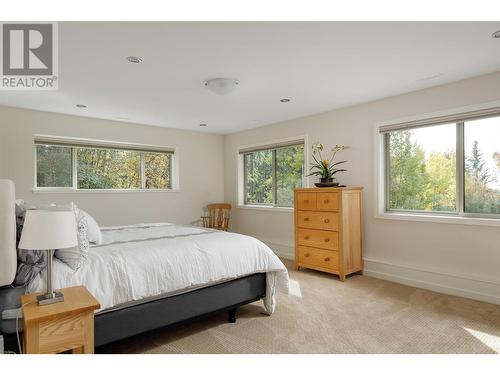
260 239 500 305
364 258 500 305
262 240 294 260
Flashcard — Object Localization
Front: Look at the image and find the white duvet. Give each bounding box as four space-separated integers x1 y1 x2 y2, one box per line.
27 223 289 314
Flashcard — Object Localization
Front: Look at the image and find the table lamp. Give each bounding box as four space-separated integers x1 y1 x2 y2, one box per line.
18 210 78 305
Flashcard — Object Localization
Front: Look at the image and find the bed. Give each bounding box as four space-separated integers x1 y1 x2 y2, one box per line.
0 179 289 349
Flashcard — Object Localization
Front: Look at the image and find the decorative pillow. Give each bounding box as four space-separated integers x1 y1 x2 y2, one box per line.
14 249 46 287
80 209 102 245
53 203 89 270
14 202 46 287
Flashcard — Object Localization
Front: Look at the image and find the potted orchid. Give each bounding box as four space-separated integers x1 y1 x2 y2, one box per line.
308 142 348 186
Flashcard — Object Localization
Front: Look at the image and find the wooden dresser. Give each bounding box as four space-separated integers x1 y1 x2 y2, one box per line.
294 187 363 281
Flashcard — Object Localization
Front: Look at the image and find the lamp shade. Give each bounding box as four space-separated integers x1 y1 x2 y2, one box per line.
19 210 78 250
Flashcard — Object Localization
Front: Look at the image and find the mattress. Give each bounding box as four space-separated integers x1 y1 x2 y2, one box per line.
26 223 289 315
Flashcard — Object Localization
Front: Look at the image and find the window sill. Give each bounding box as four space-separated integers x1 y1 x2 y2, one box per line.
237 205 294 213
32 188 180 194
377 211 500 227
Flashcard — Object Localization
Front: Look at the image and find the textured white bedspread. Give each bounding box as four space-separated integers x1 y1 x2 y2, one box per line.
27 223 289 314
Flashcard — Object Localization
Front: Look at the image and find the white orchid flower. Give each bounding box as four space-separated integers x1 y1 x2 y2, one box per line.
311 142 323 154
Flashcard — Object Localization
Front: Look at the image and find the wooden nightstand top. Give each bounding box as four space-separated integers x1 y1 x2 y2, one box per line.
21 286 100 324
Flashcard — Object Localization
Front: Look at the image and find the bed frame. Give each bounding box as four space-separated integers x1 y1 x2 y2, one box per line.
95 273 266 347
0 179 267 350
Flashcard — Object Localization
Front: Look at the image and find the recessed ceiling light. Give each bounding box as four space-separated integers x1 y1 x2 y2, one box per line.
126 56 143 64
204 78 239 95
76 104 87 108
280 98 291 103
199 123 207 127
492 30 500 39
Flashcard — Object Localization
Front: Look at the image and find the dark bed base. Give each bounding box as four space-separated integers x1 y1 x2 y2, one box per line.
94 272 267 347
1 273 266 352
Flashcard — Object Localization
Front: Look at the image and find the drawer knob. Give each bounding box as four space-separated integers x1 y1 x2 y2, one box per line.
304 217 310 221
324 199 329 204
325 257 331 262
324 238 330 242
304 236 310 240
324 219 330 223
304 199 309 203
305 253 310 258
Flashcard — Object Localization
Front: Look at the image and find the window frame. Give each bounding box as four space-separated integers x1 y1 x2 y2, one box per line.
237 136 308 210
382 123 459 216
375 101 500 226
33 136 179 193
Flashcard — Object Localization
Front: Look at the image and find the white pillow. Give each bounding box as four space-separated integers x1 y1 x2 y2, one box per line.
80 209 102 245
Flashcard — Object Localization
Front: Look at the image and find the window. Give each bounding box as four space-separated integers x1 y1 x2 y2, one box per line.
35 138 175 190
244 150 273 205
387 123 456 212
241 141 304 207
76 148 141 189
382 111 500 218
36 144 73 188
464 117 500 215
144 152 172 189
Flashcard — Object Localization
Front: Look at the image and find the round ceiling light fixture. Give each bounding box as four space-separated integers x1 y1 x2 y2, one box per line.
204 78 239 95
199 123 207 127
76 104 87 108
126 56 143 64
492 30 500 39
280 98 291 103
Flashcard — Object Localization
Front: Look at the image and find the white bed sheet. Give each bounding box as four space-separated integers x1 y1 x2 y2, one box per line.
27 223 289 314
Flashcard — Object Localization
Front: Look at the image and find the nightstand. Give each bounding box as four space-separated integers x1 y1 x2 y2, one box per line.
21 286 100 354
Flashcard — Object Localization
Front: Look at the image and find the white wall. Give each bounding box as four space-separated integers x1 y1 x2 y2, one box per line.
0 106 225 226
224 71 500 305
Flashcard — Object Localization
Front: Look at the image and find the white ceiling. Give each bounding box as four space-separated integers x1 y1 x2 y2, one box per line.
1 22 500 134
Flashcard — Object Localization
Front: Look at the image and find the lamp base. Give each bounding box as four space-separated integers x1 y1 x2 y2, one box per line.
37 291 64 305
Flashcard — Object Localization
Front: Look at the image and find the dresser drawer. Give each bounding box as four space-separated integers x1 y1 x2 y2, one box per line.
297 210 339 231
297 228 339 250
316 192 339 211
296 192 316 210
297 246 339 270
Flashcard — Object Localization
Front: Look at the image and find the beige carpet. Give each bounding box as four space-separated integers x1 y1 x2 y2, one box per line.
98 260 500 354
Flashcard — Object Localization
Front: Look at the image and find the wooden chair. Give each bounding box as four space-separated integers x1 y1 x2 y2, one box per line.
201 203 232 231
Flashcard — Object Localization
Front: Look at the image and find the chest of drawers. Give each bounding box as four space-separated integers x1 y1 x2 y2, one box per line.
294 187 363 281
